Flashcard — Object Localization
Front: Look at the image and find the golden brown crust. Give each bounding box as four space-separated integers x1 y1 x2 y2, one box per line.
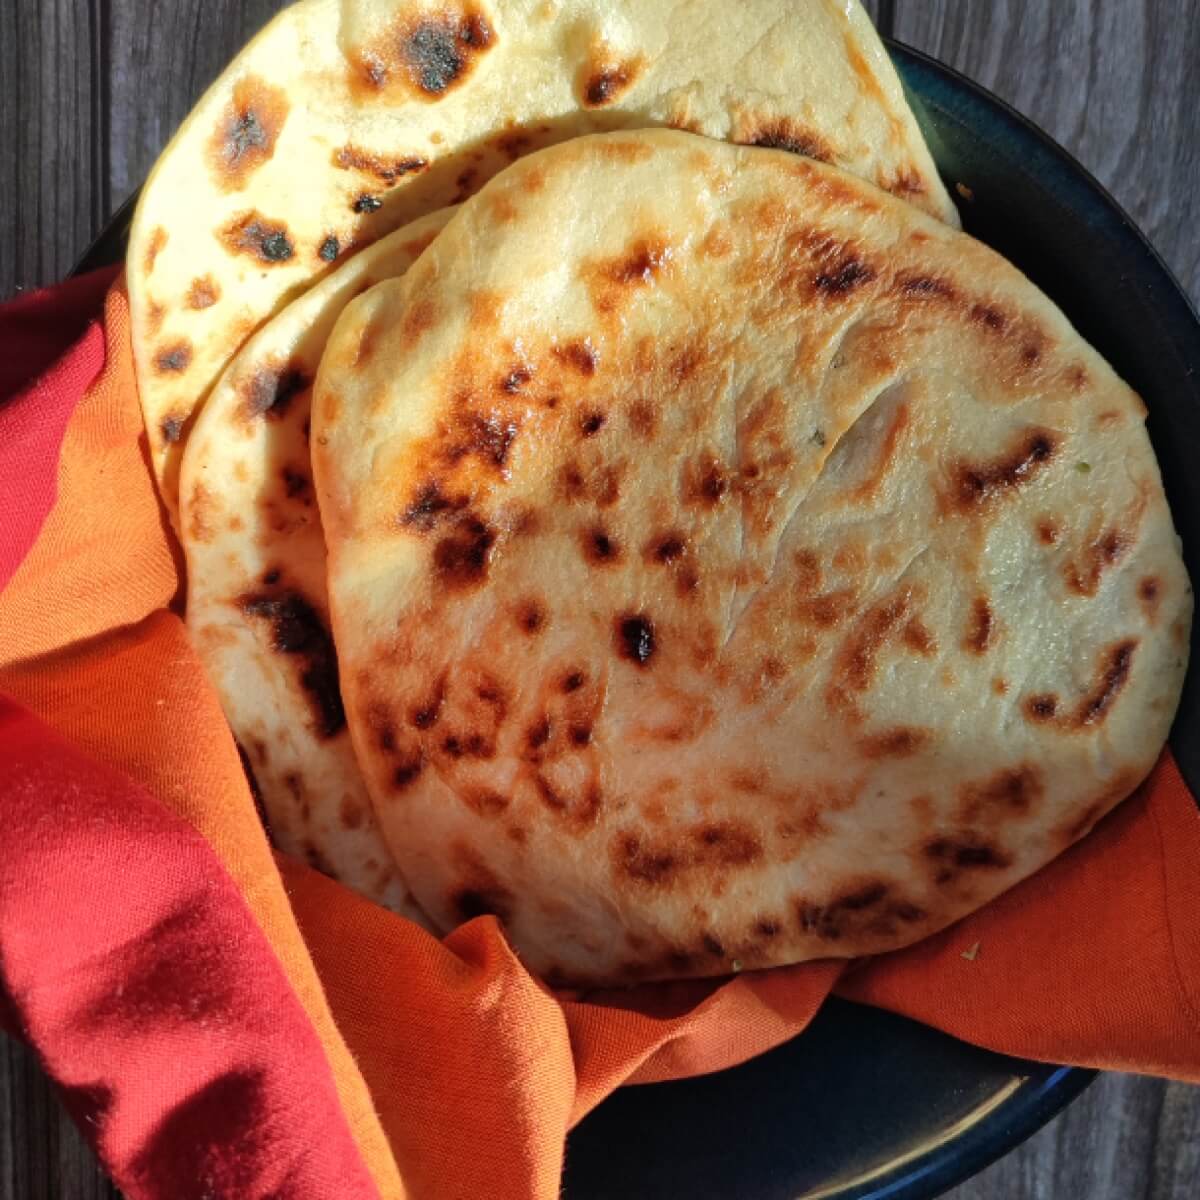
129 0 958 527
181 210 455 922
315 132 1190 985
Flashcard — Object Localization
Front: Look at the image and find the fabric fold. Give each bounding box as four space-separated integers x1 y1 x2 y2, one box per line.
0 698 382 1200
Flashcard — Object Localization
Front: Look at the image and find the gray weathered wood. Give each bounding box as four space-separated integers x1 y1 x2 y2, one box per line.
0 0 103 300
946 1073 1200 1200
105 1 290 213
893 0 1200 306
1 1036 116 1200
1 1 1198 1198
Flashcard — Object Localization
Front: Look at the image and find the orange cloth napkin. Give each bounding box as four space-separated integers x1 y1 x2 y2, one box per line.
2 278 1198 1200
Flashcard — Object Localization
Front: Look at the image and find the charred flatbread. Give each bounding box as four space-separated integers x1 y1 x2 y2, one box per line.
181 208 452 918
313 131 1190 983
128 0 957 524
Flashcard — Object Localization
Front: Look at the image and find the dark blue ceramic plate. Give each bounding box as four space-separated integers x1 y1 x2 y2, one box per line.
77 39 1200 1200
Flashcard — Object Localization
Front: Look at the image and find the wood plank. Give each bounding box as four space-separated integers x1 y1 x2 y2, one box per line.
0 1 103 300
946 1074 1200 1200
101 0 890 232
105 1 291 210
1 1036 117 1200
0 0 889 303
861 0 888 30
893 0 1200 305
32 0 888 303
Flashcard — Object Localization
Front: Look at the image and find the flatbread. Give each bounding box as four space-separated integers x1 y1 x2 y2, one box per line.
181 207 452 919
128 0 957 525
313 130 1191 985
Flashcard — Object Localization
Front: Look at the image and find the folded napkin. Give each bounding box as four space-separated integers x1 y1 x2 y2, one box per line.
2 274 1198 1200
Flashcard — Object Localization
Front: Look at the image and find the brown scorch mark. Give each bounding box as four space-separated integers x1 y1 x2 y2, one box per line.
628 400 657 439
238 590 345 738
516 599 546 635
209 76 290 191
859 727 931 759
143 227 168 275
743 120 834 163
614 821 762 886
582 57 643 107
1024 694 1059 722
950 429 1059 511
333 146 429 183
616 615 656 666
796 880 925 941
1138 576 1163 621
968 303 1007 332
1077 640 1137 727
351 8 495 99
145 302 166 336
796 588 858 630
400 480 466 531
648 532 686 564
239 363 310 422
813 258 876 296
902 619 936 655
958 765 1043 823
554 340 598 375
500 365 533 394
895 273 958 300
582 527 621 565
580 411 606 437
608 240 671 285
1065 529 1128 596
826 591 912 710
922 835 1012 885
160 415 185 444
1021 640 1139 731
154 341 192 374
683 453 728 507
219 211 294 264
964 596 994 654
186 276 221 309
433 516 496 590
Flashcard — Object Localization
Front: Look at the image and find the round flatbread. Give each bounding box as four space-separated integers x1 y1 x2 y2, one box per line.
128 0 957 526
313 130 1190 985
181 207 453 919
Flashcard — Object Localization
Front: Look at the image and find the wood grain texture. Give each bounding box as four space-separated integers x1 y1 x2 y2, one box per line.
947 1074 1200 1200
105 0 290 210
0 2 1197 1198
894 0 1200 306
0 0 104 300
1 1037 116 1200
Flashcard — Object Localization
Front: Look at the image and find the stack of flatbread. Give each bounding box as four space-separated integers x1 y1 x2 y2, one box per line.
130 0 1191 984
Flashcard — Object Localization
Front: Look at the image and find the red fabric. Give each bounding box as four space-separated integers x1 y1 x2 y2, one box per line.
0 268 117 591
0 267 116 400
0 698 380 1200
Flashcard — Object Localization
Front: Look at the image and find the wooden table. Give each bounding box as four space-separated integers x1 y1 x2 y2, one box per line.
2 2 1198 1197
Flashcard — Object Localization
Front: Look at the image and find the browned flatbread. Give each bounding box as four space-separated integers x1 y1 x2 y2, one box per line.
312 131 1190 986
127 0 957 526
181 210 452 921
